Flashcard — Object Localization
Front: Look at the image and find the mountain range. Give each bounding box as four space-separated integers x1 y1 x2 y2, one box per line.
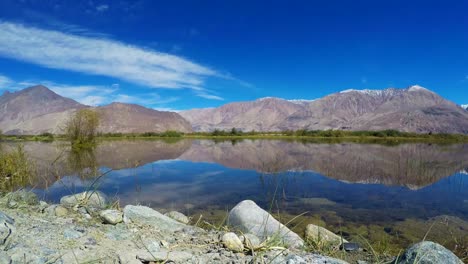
181 85 468 134
1 84 467 134
0 85 192 135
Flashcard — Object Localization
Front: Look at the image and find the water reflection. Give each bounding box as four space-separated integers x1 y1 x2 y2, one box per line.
4 139 468 256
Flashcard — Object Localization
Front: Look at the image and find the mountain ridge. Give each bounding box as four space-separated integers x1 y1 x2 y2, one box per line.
180 85 468 134
1 84 467 135
0 85 192 134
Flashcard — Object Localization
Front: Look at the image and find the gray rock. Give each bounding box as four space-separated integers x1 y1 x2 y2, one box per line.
228 200 304 248
141 238 161 254
239 233 261 249
104 225 132 241
38 201 48 212
63 228 84 240
99 209 123 225
164 211 190 224
4 190 38 208
60 191 108 209
222 232 244 252
397 241 463 264
123 205 187 232
302 254 349 264
340 242 360 252
0 211 15 250
0 251 10 264
272 253 350 264
45 205 69 217
54 206 69 217
137 249 193 262
305 224 347 246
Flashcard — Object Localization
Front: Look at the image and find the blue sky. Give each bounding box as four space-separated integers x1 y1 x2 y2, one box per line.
0 0 467 110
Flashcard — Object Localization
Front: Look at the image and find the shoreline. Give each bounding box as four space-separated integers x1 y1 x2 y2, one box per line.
3 135 468 145
0 190 463 264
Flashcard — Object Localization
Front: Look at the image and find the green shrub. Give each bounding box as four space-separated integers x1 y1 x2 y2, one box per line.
0 145 35 191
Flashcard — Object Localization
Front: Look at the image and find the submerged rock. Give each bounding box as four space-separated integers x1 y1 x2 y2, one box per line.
397 241 463 264
123 205 187 232
305 224 347 246
228 200 304 248
100 209 123 225
60 191 108 210
222 232 244 252
164 211 190 224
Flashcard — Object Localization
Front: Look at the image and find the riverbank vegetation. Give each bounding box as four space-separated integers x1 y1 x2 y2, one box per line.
64 109 100 149
2 128 467 143
0 145 35 191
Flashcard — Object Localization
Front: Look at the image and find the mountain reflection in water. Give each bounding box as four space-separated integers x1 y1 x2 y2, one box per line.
8 139 468 256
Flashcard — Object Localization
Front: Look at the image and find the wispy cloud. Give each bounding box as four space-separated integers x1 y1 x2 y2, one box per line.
0 75 14 88
195 91 224 101
96 4 109 12
0 74 180 108
0 21 219 90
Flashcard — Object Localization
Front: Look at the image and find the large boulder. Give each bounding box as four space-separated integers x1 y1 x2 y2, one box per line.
60 191 108 210
0 212 15 250
305 224 348 246
397 241 463 264
123 205 187 232
228 200 304 248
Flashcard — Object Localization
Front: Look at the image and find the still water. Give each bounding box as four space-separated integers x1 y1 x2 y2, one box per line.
12 139 468 254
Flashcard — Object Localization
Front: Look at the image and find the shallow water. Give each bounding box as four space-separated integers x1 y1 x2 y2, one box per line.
8 139 468 255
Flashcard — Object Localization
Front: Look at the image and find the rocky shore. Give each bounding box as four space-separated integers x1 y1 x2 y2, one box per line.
0 190 463 264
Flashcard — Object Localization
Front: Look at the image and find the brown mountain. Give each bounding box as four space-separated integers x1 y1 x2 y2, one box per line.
181 86 468 134
97 102 192 133
0 85 85 134
181 97 306 131
0 85 192 134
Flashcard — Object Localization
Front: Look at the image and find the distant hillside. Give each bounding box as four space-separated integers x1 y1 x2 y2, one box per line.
0 85 85 134
180 85 468 134
0 85 192 135
97 102 192 134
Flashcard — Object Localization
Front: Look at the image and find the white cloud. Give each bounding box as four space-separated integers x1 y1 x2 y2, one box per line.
96 4 109 12
195 92 224 101
0 74 13 88
0 74 180 108
0 22 219 90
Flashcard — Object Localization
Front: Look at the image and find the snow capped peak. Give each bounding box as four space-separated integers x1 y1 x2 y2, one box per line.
408 85 429 92
257 96 281 101
461 104 468 110
257 97 316 104
339 88 395 96
287 99 316 104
